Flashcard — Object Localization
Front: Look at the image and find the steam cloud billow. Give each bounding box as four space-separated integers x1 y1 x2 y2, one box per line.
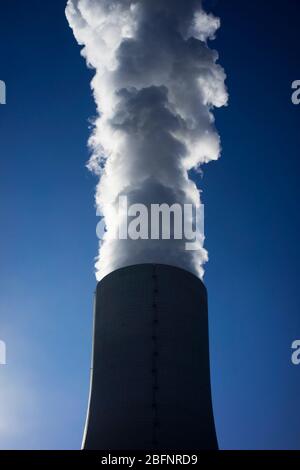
66 0 228 281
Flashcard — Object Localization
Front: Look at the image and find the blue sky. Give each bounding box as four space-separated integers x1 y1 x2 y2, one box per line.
0 0 300 449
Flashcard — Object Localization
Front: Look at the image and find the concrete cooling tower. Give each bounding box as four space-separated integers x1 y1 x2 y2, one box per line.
83 264 218 450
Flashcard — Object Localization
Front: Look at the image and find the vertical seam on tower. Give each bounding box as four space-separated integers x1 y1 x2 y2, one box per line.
151 265 159 448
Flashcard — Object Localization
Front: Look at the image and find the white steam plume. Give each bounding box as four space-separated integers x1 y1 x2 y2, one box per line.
66 0 228 281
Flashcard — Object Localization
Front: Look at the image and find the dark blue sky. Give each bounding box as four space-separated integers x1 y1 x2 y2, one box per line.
0 0 300 449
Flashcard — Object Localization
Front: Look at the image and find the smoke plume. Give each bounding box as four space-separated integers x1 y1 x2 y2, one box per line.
66 0 228 280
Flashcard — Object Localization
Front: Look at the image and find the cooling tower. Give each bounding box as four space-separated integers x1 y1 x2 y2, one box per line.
83 264 218 450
